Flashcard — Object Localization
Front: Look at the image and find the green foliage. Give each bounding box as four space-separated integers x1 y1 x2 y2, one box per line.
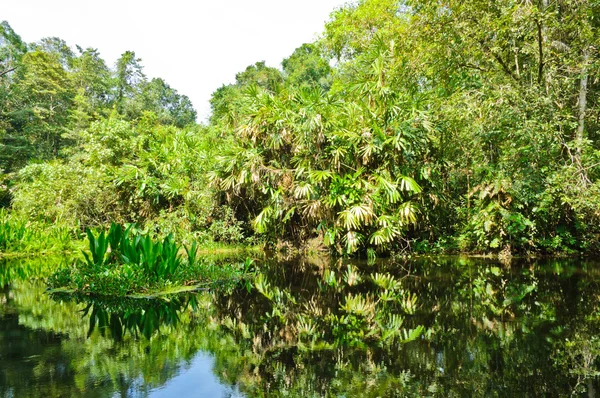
209 61 283 125
212 35 427 255
0 209 79 255
49 223 249 296
0 210 25 251
204 0 600 255
282 43 333 90
0 24 197 175
10 114 245 245
82 228 109 267
11 160 117 227
4 0 600 257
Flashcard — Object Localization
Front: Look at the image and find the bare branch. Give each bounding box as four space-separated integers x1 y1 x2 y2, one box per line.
478 39 519 82
0 67 16 78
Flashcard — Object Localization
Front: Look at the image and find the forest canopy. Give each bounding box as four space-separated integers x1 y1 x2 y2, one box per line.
2 0 600 256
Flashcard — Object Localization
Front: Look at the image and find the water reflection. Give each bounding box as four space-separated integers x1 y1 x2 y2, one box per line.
51 292 197 340
0 278 239 397
0 255 598 397
0 256 66 287
211 256 600 396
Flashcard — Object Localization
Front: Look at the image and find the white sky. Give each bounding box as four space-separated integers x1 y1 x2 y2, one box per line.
2 0 347 122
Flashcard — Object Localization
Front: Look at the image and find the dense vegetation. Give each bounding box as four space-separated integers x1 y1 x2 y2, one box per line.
2 0 600 257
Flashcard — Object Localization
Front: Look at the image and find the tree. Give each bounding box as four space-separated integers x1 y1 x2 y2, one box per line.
68 47 112 130
282 43 333 90
0 21 27 77
212 36 427 254
1 50 74 171
33 37 74 69
210 61 283 126
235 61 283 91
135 78 197 127
114 50 145 114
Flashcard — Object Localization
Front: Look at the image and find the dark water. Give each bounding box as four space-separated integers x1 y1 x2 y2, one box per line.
0 255 599 397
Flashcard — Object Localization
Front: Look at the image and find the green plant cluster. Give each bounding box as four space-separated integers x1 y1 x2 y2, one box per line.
0 23 245 251
0 209 79 255
49 223 249 296
9 114 247 247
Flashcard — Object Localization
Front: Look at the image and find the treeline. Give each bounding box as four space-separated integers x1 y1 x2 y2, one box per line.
0 22 196 172
2 0 600 256
0 20 242 248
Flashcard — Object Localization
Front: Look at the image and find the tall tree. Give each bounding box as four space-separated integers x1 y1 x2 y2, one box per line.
282 43 333 90
68 47 112 130
210 61 283 126
134 78 197 127
0 21 27 77
114 50 145 114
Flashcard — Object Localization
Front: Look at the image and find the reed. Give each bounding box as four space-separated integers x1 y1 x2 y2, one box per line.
0 210 78 255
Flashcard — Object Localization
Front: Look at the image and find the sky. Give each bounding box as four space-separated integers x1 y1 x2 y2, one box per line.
2 0 347 121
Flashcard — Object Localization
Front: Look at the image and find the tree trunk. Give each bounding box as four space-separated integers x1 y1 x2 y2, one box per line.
577 48 590 151
575 47 591 186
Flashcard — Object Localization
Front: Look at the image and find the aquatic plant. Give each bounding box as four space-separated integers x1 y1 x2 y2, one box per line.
49 223 251 296
0 215 26 251
82 229 109 267
0 210 78 255
81 223 191 281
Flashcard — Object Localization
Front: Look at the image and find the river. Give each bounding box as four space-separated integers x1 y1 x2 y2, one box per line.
0 255 598 397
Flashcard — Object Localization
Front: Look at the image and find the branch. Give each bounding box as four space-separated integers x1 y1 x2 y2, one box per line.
462 13 520 82
490 51 519 82
0 67 16 78
456 62 489 73
479 39 519 82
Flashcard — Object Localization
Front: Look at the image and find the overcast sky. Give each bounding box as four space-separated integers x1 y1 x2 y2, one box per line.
3 0 347 121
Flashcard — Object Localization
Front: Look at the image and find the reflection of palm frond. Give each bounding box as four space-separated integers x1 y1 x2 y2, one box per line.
341 293 376 318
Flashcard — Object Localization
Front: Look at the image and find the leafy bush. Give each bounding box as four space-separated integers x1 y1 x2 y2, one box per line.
212 42 427 255
12 162 121 228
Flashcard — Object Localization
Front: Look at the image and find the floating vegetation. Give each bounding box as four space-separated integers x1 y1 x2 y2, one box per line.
48 223 251 296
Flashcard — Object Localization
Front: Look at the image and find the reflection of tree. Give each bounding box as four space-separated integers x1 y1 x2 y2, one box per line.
385 257 600 396
0 256 66 288
206 256 600 396
53 293 195 340
1 256 599 397
209 257 430 396
0 279 230 397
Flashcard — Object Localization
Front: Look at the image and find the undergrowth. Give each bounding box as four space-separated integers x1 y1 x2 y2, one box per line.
0 210 82 256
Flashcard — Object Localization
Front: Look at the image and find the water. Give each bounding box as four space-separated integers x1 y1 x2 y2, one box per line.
0 255 599 397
